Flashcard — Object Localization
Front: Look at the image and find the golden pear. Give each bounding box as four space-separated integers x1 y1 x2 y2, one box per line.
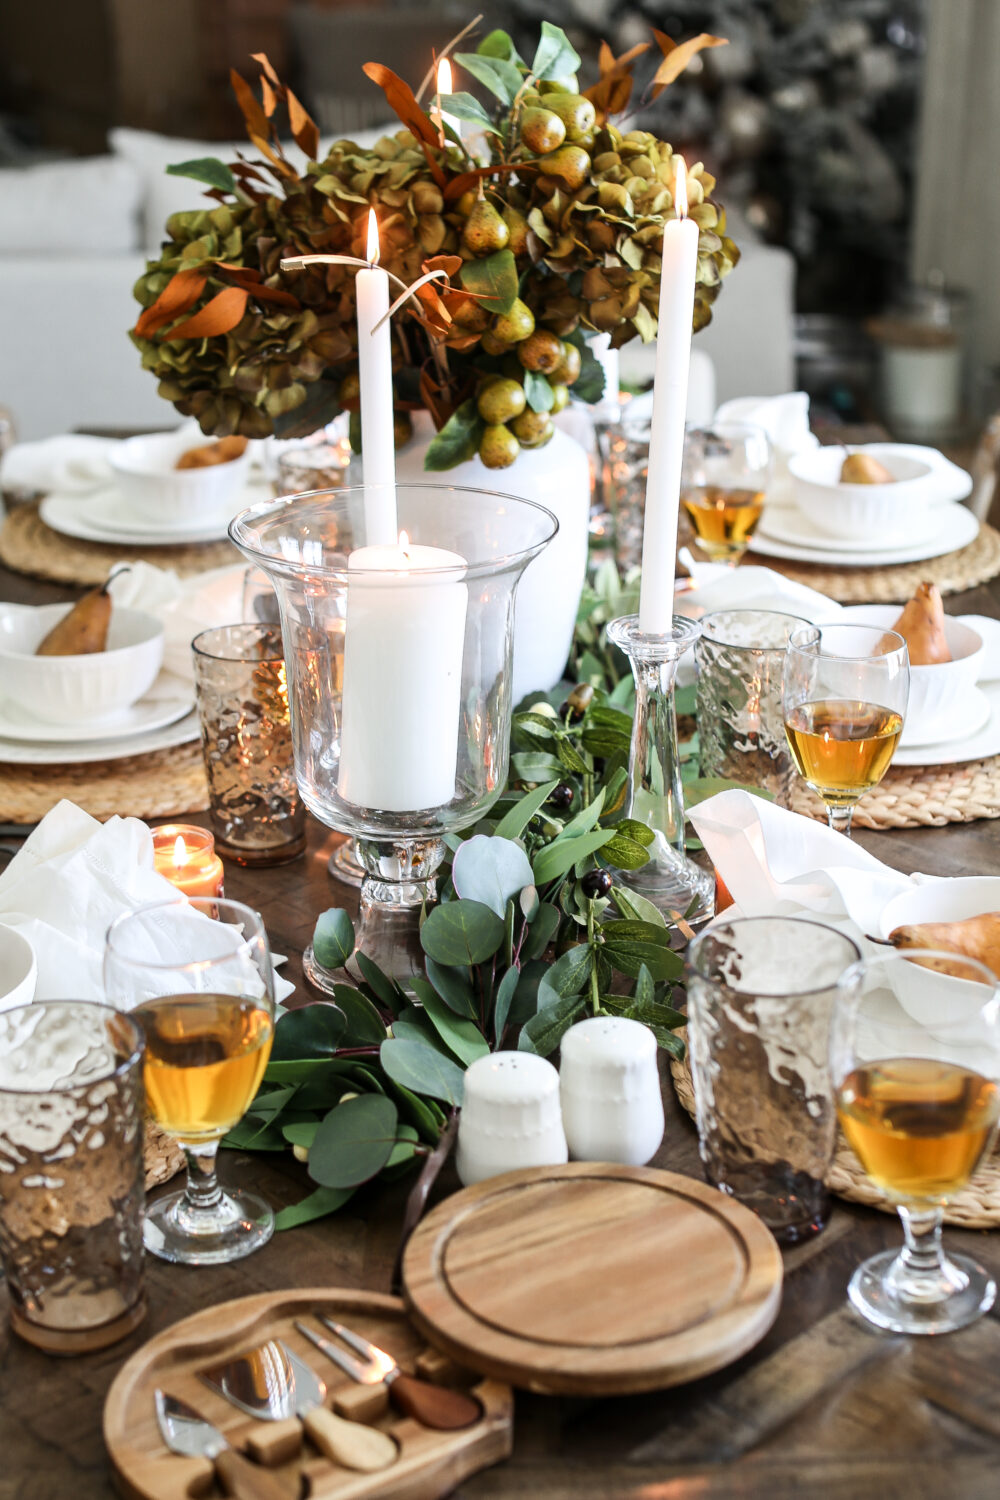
889 912 1000 980
891 581 952 665
839 451 896 485
36 581 112 656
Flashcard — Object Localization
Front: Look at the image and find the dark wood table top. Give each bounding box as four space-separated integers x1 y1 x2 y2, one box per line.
2 556 1000 1500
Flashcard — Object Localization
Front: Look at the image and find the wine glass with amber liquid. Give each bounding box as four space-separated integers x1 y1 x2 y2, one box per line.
831 949 1000 1333
681 422 772 565
104 897 275 1265
783 623 909 837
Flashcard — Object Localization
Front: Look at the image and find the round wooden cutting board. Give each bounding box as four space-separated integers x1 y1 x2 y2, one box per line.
402 1163 783 1396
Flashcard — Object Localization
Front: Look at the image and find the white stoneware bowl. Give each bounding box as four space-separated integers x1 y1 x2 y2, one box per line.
0 604 163 725
109 428 250 526
0 928 37 1012
840 604 983 744
787 444 936 542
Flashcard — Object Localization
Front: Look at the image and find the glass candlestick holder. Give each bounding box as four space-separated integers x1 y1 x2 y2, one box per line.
230 483 558 989
606 613 714 923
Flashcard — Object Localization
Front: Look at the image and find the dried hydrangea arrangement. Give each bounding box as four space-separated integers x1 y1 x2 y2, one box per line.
131 23 738 470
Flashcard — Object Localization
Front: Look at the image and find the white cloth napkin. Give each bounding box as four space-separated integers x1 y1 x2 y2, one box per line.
108 561 248 683
0 434 121 496
0 800 293 1008
714 391 819 506
689 788 930 944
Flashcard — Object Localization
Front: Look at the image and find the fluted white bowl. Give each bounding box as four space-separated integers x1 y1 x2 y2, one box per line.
0 604 163 725
0 928 37 1012
788 445 936 541
840 605 983 744
109 428 250 525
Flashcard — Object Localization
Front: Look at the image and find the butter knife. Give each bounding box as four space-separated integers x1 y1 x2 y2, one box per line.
154 1390 289 1499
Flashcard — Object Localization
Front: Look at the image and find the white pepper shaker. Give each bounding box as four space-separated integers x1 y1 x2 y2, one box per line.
456 1051 568 1187
559 1016 664 1165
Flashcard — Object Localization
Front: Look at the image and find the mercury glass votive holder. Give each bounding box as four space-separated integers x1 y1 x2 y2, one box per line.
0 1001 146 1353
695 609 811 804
275 437 354 497
601 416 651 573
192 624 306 866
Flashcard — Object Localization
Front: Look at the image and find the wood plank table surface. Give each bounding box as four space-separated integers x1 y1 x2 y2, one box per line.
2 556 1000 1500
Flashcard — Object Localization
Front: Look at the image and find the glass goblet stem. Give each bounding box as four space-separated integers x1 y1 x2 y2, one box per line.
826 803 855 837
179 1141 224 1220
890 1204 966 1302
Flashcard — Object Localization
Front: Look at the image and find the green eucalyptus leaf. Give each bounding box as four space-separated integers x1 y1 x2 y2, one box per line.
459 247 518 316
521 900 561 961
411 978 490 1066
381 1077 446 1142
274 1186 355 1231
524 370 555 413
452 834 534 918
560 789 605 839
493 965 520 1045
380 1038 465 1106
512 751 564 780
354 953 405 1016
423 399 484 472
424 956 478 1020
532 828 614 886
519 990 587 1055
536 943 594 1011
166 157 236 193
329 985 387 1046
222 1118 286 1151
308 1094 399 1189
282 1120 319 1149
531 22 582 80
493 779 560 839
270 1003 346 1061
312 909 354 970
455 51 523 106
420 900 505 966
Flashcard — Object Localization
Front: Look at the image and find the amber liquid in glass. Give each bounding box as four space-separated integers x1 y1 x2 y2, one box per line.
838 1059 1000 1201
784 699 903 805
681 485 764 561
133 994 273 1142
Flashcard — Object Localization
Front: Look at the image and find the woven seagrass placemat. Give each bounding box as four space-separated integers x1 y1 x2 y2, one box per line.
0 501 238 586
669 1034 1000 1229
144 1122 184 1190
753 521 1000 603
787 754 1000 830
0 740 208 824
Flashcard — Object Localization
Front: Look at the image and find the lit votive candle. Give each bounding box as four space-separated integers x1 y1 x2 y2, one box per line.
152 824 225 898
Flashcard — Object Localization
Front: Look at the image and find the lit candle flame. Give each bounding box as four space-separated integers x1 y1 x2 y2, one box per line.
366 208 380 265
674 156 688 220
436 58 453 98
173 835 188 867
398 529 410 557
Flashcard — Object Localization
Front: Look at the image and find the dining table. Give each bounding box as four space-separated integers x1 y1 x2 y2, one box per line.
2 550 1000 1500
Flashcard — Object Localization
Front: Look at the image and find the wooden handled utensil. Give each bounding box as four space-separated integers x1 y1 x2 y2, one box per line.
294 1317 481 1431
154 1390 290 1499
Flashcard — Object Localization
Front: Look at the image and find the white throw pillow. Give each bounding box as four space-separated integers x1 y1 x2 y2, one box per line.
0 155 143 255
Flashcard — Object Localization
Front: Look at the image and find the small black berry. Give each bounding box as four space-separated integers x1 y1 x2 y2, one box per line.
548 782 574 809
581 869 613 899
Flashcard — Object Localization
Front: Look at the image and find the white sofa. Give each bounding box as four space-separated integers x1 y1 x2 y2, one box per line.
0 129 796 441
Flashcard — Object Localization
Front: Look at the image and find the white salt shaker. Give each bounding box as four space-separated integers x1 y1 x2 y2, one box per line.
559 1016 664 1165
456 1051 568 1186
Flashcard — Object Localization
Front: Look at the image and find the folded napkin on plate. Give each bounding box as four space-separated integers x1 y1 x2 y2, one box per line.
689 788 930 943
108 561 247 683
714 392 819 506
0 800 293 1007
0 434 121 497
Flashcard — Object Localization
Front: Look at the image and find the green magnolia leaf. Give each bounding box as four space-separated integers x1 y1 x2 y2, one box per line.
588 705 634 736
616 819 655 847
308 1094 399 1189
524 370 555 413
531 22 582 81
519 990 587 1055
166 157 236 193
270 1002 346 1061
581 726 632 756
514 711 556 738
455 51 523 106
420 900 505 966
493 964 520 1044
478 29 524 65
556 737 588 774
564 330 606 405
313 909 354 971
601 939 683 982
635 962 655 1010
600 919 674 947
493 779 559 839
440 92 494 128
521 900 561 961
600 833 650 871
274 1185 356 1231
412 978 490 1067
536 943 594 1012
532 828 614 886
459 248 518 316
424 956 478 1020
423 398 484 472
610 886 668 928
380 1038 465 1106
329 985 387 1046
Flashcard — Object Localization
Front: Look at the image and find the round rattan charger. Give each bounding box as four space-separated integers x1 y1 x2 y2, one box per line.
669 1034 1000 1230
752 521 1000 604
787 755 1000 830
0 741 208 825
0 501 238 586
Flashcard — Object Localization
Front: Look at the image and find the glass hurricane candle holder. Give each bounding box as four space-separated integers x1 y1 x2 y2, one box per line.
151 824 225 897
229 482 558 988
606 614 714 922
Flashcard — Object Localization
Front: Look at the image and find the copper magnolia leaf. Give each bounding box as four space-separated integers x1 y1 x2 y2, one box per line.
362 63 439 147
251 52 282 88
217 267 300 309
442 162 525 204
134 269 208 338
260 77 278 117
230 67 271 142
287 88 320 160
166 286 250 341
650 32 727 95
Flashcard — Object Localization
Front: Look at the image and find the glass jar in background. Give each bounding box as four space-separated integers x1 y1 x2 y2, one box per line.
601 415 650 573
869 274 969 443
276 437 354 498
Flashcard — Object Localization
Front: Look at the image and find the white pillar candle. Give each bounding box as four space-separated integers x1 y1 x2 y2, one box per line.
338 535 469 811
356 209 397 545
638 158 700 633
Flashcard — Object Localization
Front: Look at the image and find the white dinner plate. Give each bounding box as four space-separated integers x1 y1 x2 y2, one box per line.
39 475 271 547
899 686 992 750
747 504 980 568
83 488 233 540
893 681 1000 766
757 504 944 555
0 686 194 743
0 708 201 766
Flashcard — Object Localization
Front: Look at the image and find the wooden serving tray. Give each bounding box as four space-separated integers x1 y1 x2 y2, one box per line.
402 1163 783 1397
104 1288 512 1500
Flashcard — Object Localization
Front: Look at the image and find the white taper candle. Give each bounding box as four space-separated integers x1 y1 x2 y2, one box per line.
356 209 397 544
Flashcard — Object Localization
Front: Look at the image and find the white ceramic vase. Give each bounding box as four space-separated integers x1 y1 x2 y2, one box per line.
397 413 591 703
